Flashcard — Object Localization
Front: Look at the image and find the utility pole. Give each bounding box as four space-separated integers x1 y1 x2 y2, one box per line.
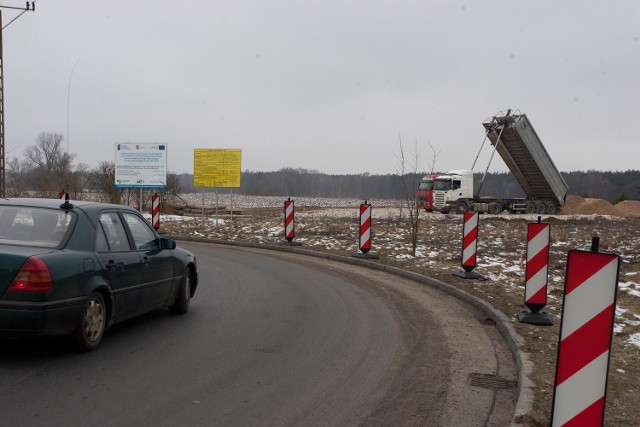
1 9 4 198
0 2 36 197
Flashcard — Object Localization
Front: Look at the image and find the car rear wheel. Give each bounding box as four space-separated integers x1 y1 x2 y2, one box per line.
74 292 106 352
170 267 192 315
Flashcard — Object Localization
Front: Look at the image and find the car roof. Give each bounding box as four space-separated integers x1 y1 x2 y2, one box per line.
0 198 139 214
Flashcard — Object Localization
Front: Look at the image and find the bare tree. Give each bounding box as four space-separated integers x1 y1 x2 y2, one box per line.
68 162 91 200
88 161 124 204
5 157 31 197
396 136 439 257
23 132 76 197
396 136 420 256
161 172 183 207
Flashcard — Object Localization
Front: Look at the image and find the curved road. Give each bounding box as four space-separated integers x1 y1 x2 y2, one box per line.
0 242 517 426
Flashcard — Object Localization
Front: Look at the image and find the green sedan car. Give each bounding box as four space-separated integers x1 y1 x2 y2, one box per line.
0 197 198 351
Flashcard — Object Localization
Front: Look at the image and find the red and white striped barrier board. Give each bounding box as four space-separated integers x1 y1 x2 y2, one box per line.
151 193 160 230
525 221 550 312
59 190 66 200
359 202 372 254
461 210 479 272
551 246 620 426
284 198 295 242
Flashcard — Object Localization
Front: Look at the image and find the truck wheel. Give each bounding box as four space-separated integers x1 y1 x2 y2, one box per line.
536 202 546 214
525 202 536 214
546 202 557 214
488 203 502 214
455 200 468 213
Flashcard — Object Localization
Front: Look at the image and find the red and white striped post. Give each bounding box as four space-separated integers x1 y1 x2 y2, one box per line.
454 210 483 279
518 217 553 325
284 198 295 242
359 201 372 253
280 198 302 246
353 201 378 259
151 193 160 230
59 190 66 200
551 237 620 426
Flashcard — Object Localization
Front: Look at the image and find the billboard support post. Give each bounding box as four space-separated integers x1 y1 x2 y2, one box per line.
215 189 220 227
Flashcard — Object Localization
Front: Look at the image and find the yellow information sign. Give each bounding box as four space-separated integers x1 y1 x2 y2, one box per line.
193 149 242 188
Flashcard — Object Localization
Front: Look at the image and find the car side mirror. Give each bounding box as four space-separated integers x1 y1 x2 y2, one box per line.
160 238 176 250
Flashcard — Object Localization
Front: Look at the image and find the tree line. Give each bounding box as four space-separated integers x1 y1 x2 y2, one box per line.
6 133 639 204
5 132 181 210
177 168 640 202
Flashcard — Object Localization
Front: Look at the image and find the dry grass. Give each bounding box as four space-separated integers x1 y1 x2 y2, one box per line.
161 208 640 426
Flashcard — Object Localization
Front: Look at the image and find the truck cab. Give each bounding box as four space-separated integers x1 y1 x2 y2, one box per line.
432 170 474 212
417 174 438 211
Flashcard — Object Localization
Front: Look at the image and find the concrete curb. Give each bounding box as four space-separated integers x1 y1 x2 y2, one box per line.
175 236 534 425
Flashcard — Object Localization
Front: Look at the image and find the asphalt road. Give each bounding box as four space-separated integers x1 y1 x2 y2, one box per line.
0 242 517 426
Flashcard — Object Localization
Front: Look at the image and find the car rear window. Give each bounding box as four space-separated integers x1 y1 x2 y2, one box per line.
0 206 76 248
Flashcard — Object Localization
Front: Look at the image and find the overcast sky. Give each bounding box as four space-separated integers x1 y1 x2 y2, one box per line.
3 0 638 175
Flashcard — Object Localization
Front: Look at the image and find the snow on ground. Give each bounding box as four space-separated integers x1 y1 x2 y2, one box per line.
628 333 640 348
620 281 640 298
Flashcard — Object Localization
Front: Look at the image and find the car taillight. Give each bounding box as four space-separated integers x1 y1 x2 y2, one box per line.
8 256 54 292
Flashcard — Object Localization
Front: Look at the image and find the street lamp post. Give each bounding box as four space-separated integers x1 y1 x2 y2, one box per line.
67 60 79 154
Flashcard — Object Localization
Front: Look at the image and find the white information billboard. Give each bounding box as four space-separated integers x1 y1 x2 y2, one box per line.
115 143 167 189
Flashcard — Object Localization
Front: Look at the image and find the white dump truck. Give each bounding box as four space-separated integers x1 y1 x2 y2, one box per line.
433 110 569 214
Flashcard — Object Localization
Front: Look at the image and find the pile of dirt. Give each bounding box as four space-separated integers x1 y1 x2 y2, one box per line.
615 200 640 218
559 195 625 216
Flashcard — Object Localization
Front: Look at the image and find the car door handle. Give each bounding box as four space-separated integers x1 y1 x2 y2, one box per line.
106 260 125 271
141 256 149 265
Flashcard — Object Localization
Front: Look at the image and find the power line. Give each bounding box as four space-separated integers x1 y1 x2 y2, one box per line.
1 2 35 28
